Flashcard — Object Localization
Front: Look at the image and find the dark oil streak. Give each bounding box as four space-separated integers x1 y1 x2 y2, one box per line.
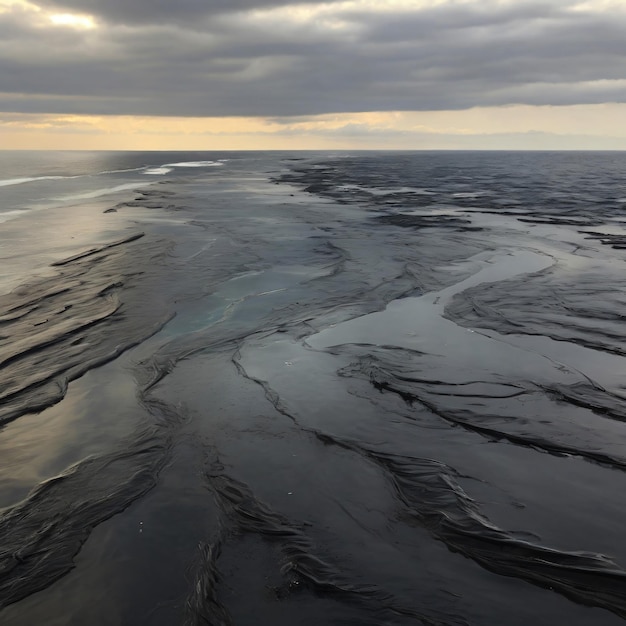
183 541 234 626
314 431 626 620
232 354 626 620
0 234 173 427
50 233 145 266
371 375 626 472
0 225 188 609
0 346 188 610
0 427 172 608
201 467 462 626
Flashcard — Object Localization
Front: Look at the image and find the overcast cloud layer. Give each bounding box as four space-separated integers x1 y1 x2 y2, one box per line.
0 0 625 117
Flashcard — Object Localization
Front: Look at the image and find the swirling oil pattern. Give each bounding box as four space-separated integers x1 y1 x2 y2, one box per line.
1 151 626 625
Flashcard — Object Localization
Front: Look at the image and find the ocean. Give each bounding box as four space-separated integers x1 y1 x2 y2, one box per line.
1 150 626 625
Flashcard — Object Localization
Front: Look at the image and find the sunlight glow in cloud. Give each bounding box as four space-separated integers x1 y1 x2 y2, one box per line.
570 0 626 12
48 12 94 28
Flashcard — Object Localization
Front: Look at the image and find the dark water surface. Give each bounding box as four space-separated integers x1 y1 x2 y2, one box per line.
1 151 626 625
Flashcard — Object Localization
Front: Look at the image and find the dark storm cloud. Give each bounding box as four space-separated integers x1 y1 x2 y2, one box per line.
29 0 346 24
0 0 625 116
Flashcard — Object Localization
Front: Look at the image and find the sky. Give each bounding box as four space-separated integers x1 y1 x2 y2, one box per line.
1 0 625 150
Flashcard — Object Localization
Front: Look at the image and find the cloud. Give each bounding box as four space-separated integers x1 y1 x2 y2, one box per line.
21 0 348 25
0 0 625 118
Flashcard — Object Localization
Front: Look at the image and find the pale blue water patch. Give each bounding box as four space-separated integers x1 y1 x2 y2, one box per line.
162 265 328 337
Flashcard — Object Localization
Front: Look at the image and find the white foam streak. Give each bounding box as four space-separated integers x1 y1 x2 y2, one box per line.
57 182 152 201
142 161 224 176
98 167 148 175
144 167 173 175
0 175 79 188
336 184 435 196
0 210 29 223
163 161 224 168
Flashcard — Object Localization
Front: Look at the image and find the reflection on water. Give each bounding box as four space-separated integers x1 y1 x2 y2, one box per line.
2 152 626 626
0 362 139 510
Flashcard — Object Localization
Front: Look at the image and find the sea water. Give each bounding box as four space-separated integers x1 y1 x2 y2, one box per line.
1 151 626 626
